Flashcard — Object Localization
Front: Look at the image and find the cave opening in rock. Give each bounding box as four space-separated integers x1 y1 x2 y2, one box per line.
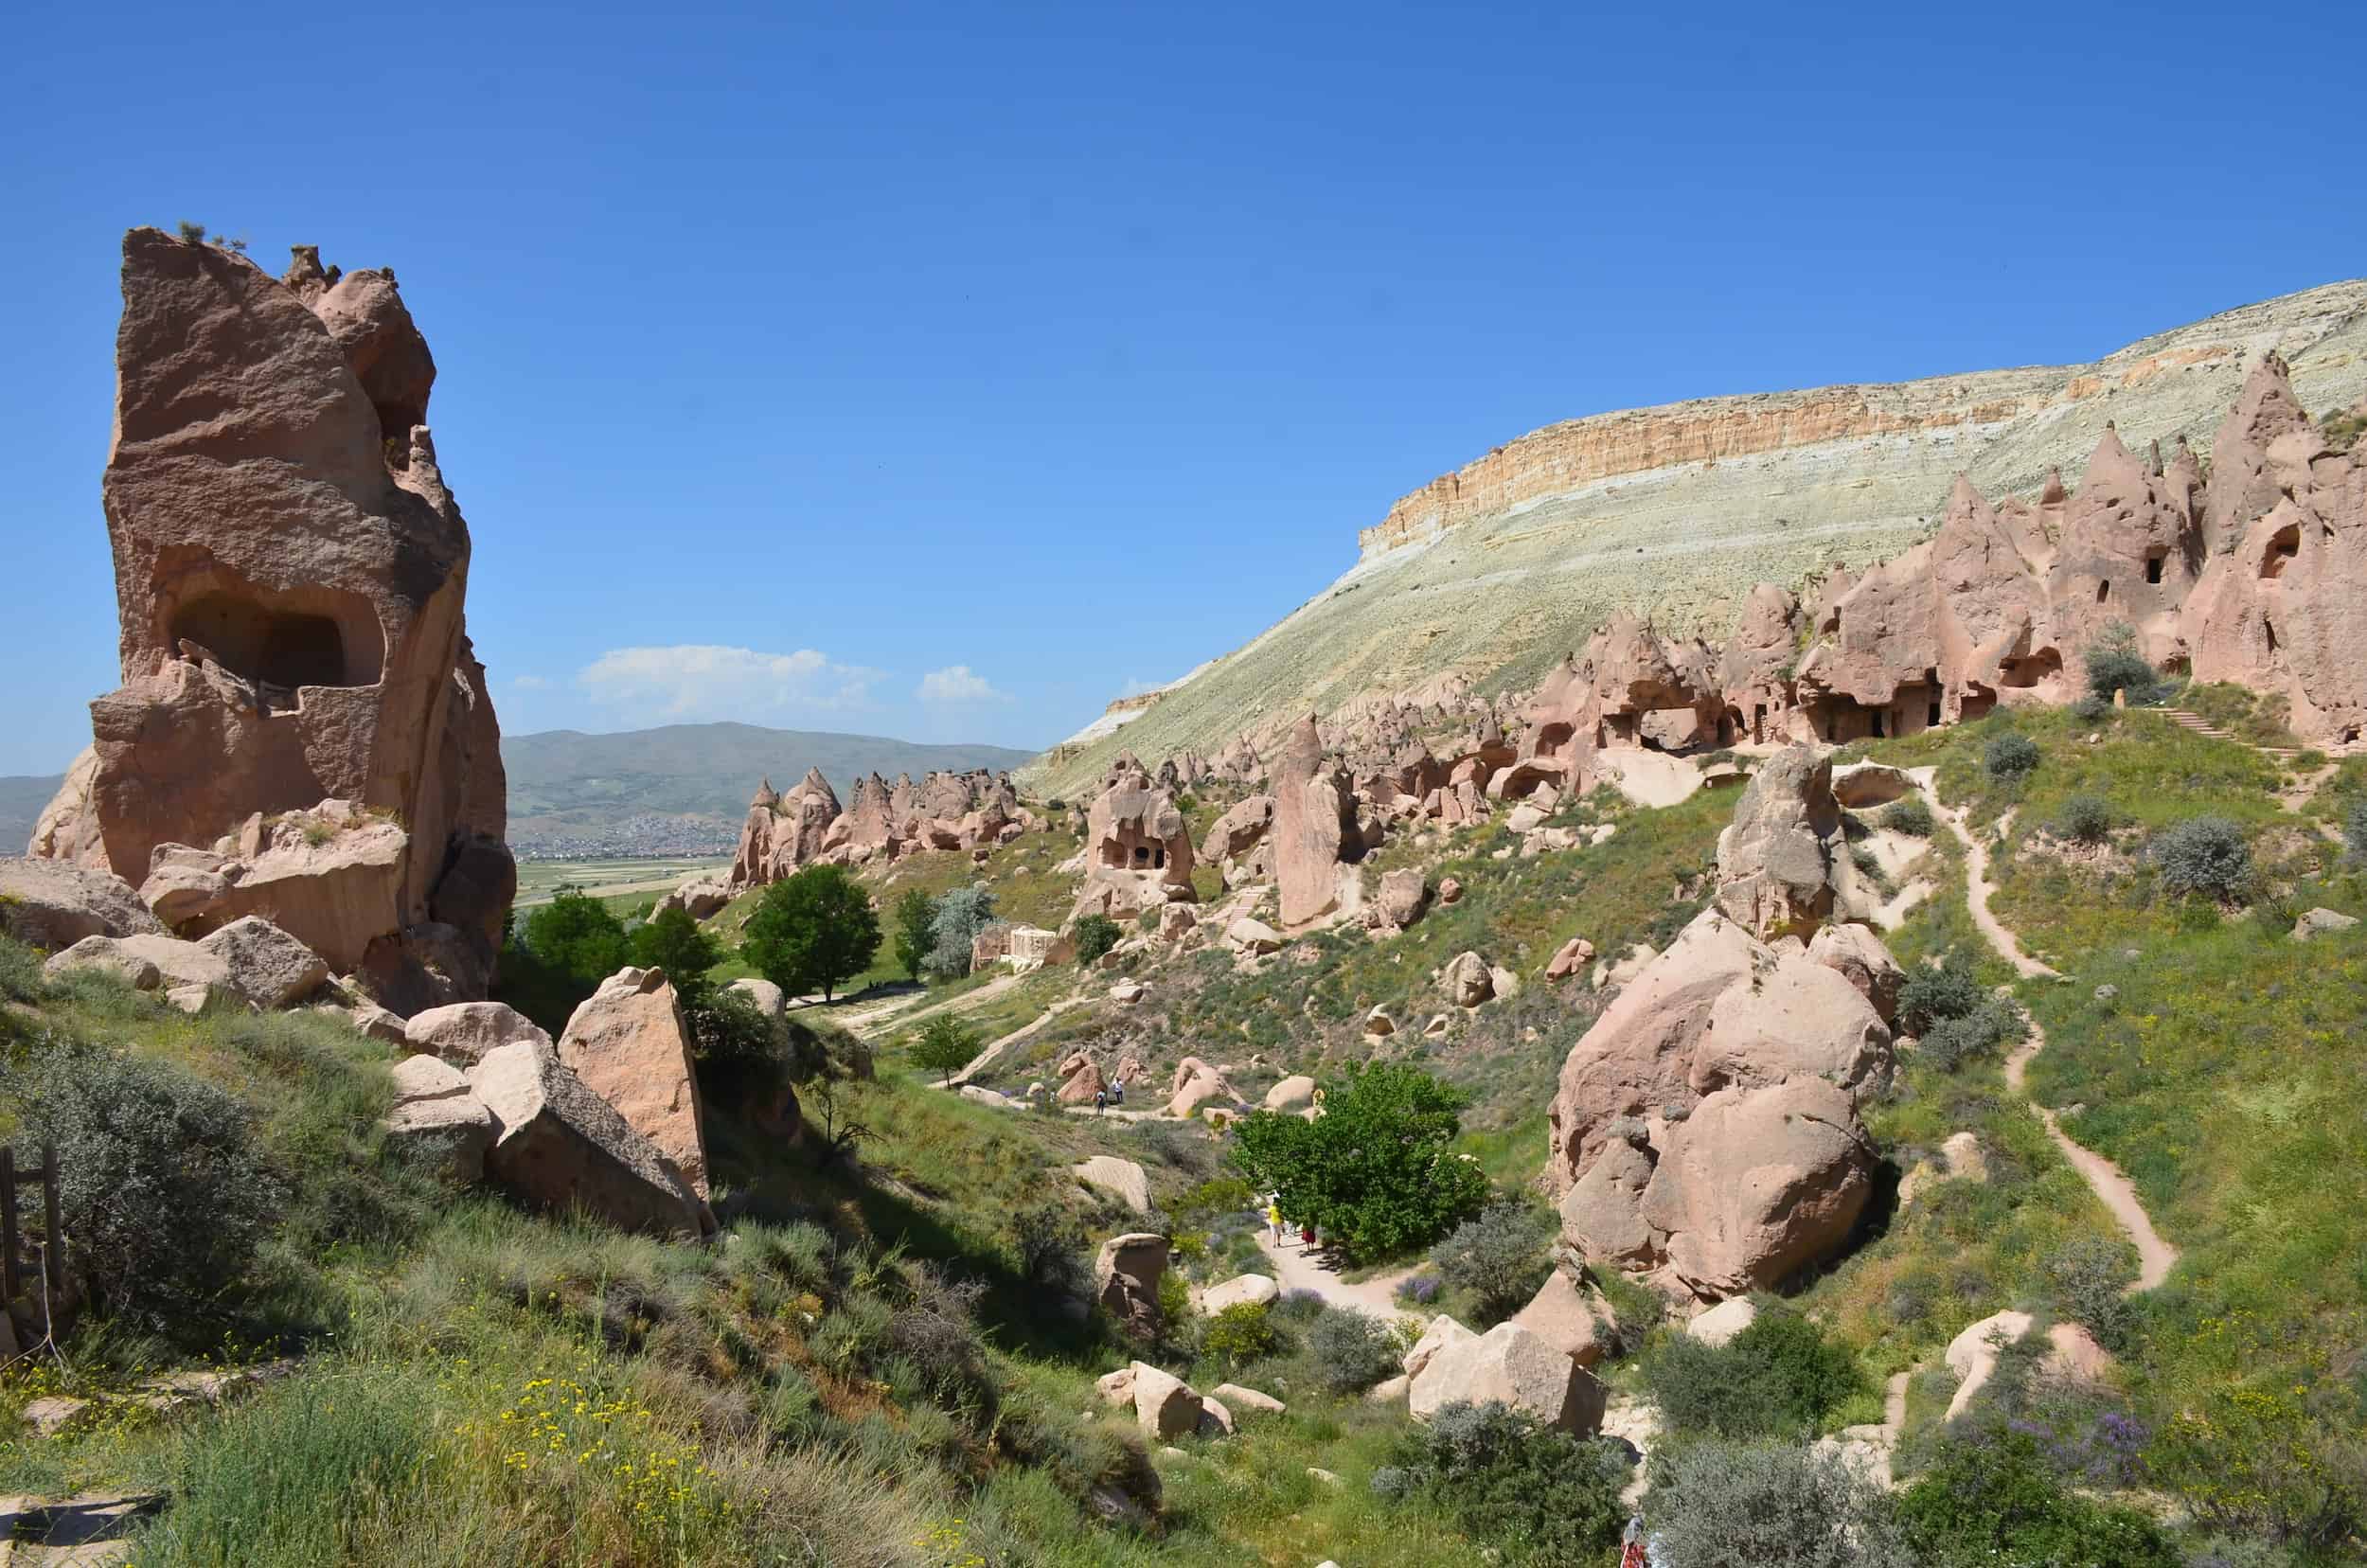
2095 578 2111 604
2145 553 2164 585
169 593 360 691
2261 524 2300 579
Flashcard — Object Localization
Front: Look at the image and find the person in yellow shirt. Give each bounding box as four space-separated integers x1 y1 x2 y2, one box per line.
1265 1198 1284 1244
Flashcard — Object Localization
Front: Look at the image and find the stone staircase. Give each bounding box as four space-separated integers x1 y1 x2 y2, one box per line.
2160 707 2305 765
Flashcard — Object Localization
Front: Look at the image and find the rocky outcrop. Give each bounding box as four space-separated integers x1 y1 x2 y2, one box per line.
1165 1057 1241 1119
557 968 709 1201
730 770 842 887
0 857 163 952
1073 1155 1150 1214
382 1053 497 1184
1715 747 1854 939
136 802 412 974
31 231 511 1009
1272 716 1362 928
1094 1233 1169 1340
1201 1274 1280 1313
403 1000 553 1064
466 1041 714 1237
1055 1051 1105 1105
1073 766 1196 920
43 916 329 1010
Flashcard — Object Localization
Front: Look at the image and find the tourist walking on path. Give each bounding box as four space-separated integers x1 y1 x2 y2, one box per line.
1265 1197 1284 1244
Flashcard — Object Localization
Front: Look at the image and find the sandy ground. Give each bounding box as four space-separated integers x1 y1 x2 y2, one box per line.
1252 1230 1418 1320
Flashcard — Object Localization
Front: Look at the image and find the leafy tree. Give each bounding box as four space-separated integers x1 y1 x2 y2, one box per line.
685 985 783 1099
627 905 721 1007
1231 1062 1490 1261
742 864 881 1002
891 888 934 983
1072 913 1122 967
521 885 629 989
923 885 997 980
908 1014 980 1085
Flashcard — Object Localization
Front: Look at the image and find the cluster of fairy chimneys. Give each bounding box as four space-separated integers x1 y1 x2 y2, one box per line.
1108 353 2367 807
727 765 1036 888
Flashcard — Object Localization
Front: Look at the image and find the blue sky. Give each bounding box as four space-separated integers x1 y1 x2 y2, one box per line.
4 1 2361 776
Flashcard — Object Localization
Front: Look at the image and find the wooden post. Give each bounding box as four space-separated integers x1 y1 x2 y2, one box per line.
0 1147 18 1302
40 1144 63 1305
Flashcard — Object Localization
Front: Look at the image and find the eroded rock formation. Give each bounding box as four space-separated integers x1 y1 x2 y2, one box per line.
30 230 511 1009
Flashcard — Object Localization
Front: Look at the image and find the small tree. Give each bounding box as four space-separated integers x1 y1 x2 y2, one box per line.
627 905 721 1008
891 888 934 983
1072 913 1122 966
1231 1062 1490 1261
908 1014 980 1085
2056 793 2114 846
742 864 881 1002
1428 1201 1555 1322
1648 1440 1917 1568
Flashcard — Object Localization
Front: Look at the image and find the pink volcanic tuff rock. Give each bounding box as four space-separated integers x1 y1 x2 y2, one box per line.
1272 716 1361 928
1806 921 1906 1025
382 1052 496 1184
138 805 411 975
1199 794 1275 863
1544 936 1596 981
1410 1321 1608 1434
1714 746 1849 940
1166 1057 1241 1119
194 916 329 1008
1506 1269 1618 1368
1074 765 1198 920
466 1041 714 1237
1095 1235 1169 1341
1688 955 1892 1103
1377 866 1429 929
1441 951 1495 1007
0 856 163 951
1055 1051 1105 1105
28 230 510 1006
558 967 710 1200
404 1000 553 1064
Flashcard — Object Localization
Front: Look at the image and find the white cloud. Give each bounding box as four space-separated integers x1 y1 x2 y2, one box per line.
510 673 551 690
578 645 881 721
917 665 1012 706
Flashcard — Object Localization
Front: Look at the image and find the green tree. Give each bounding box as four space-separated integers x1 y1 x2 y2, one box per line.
924 885 997 979
627 905 721 1008
521 886 629 989
908 1014 980 1085
742 864 881 1003
891 887 934 983
1230 1062 1490 1261
1071 913 1122 966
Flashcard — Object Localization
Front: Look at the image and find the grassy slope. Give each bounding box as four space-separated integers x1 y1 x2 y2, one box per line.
1808 705 2367 1533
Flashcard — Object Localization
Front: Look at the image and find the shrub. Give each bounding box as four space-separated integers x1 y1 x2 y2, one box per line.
922 886 997 980
1382 1400 1628 1565
1230 1062 1489 1262
2083 621 2167 707
1647 1439 1916 1568
1008 1203 1086 1293
2343 799 2367 865
2151 815 2252 901
1395 1274 1443 1307
1915 1001 2024 1072
1895 956 1986 1036
1879 796 1934 837
1984 733 2040 782
2040 1236 2138 1353
14 1042 284 1337
1642 1310 1865 1440
2056 793 2114 846
1895 1428 2176 1567
1307 1305 1399 1393
2068 691 2112 723
1072 913 1122 967
1201 1301 1280 1366
1427 1201 1554 1322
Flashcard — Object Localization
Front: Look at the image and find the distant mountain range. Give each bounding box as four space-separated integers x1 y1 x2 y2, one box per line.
3 724 1040 862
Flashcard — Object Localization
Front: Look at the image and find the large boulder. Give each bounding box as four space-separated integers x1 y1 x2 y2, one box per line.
465 1041 712 1237
1806 921 1905 1025
557 968 710 1201
1641 1078 1878 1299
194 916 329 1008
44 932 231 997
1094 1233 1169 1340
138 808 411 975
1201 1274 1280 1313
1166 1057 1241 1119
1073 1155 1150 1214
1688 955 1891 1102
1506 1269 1618 1368
1262 1075 1317 1112
1402 1313 1477 1379
26 231 511 1002
1199 795 1275 864
1377 867 1430 929
1685 1297 1758 1348
1441 951 1495 1007
0 857 163 951
1410 1321 1608 1434
1128 1362 1201 1439
381 1052 495 1184
404 1001 553 1064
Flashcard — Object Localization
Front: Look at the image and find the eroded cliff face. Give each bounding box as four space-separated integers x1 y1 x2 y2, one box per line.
1034 281 2367 799
32 229 512 1008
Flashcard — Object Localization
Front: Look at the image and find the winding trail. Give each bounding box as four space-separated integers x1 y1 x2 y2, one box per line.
1251 1231 1417 1320
1909 769 2179 1292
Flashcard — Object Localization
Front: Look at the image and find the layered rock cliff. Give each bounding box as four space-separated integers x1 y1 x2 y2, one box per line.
1035 281 2367 796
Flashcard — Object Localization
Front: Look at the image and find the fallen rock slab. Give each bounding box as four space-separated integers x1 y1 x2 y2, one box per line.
404 1000 553 1063
1073 1155 1151 1213
1410 1320 1608 1434
1200 1274 1280 1313
0 857 163 952
466 1041 713 1237
557 967 709 1200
